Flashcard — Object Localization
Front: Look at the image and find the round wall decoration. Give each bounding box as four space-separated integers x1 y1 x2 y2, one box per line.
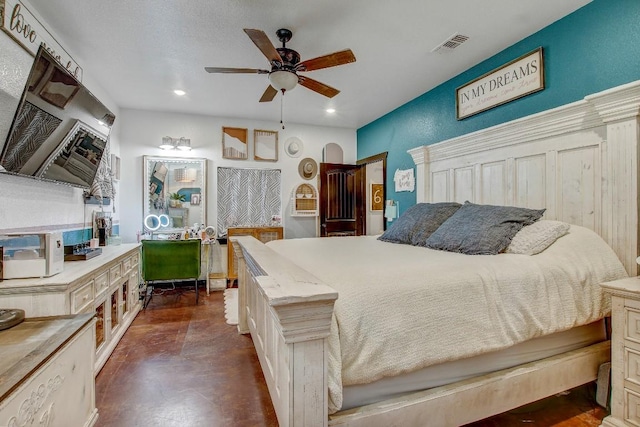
285 136 303 158
298 157 318 180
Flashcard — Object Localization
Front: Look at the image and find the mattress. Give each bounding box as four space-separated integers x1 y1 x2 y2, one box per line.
266 225 627 413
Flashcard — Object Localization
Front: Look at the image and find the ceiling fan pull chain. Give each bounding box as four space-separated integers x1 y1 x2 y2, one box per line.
280 91 285 129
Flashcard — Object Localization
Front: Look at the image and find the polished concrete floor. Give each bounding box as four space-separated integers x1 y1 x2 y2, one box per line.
95 288 607 426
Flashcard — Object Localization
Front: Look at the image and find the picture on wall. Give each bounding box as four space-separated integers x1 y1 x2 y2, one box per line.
39 67 81 109
222 127 248 160
254 129 278 161
28 54 51 92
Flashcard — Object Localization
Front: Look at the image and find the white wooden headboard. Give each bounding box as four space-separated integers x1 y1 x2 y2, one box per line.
409 80 640 276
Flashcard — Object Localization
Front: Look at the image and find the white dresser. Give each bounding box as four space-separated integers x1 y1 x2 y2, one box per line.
0 314 97 427
0 244 141 374
600 277 640 427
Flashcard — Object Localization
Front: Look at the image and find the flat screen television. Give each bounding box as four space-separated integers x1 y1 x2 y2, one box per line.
0 45 115 189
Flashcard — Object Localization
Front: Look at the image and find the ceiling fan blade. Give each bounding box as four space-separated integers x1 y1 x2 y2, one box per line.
296 49 356 72
244 29 283 64
204 67 269 74
259 85 279 102
298 76 340 98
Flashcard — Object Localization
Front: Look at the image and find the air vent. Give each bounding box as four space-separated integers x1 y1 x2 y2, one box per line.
431 33 469 53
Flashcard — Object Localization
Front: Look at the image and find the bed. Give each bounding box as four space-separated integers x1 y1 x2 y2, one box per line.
232 80 640 426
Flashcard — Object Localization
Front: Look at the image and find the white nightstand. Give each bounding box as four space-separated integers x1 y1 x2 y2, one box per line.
600 277 640 427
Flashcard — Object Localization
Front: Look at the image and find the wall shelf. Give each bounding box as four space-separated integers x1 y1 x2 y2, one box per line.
291 183 318 217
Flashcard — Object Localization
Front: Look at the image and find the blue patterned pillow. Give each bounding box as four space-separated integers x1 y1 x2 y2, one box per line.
378 202 461 245
425 202 545 255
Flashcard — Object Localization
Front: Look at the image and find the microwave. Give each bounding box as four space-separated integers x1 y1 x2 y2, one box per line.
0 232 64 279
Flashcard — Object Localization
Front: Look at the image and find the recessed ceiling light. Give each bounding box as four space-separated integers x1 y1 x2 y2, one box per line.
326 108 336 114
174 89 186 96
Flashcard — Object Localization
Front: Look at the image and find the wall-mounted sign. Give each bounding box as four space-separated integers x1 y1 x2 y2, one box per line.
394 168 415 193
0 0 83 81
370 183 383 211
456 47 543 120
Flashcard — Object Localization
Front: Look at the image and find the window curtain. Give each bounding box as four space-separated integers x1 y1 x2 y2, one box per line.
217 167 281 237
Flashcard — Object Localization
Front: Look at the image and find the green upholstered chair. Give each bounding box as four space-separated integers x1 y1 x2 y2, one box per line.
141 239 201 308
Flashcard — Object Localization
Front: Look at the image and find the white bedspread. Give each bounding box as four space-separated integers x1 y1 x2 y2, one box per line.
266 225 627 413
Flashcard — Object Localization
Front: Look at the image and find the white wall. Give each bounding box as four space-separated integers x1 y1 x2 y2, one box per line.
0 3 356 242
0 21 121 239
118 109 357 243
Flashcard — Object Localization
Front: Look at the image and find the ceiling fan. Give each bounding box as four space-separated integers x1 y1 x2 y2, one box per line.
204 28 356 102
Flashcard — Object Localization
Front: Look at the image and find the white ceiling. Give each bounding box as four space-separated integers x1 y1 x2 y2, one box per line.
26 0 591 129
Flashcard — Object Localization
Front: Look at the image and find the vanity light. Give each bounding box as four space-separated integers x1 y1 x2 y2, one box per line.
160 136 192 151
176 137 191 151
160 136 175 150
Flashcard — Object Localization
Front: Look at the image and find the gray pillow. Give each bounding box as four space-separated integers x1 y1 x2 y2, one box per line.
425 202 545 255
378 202 461 245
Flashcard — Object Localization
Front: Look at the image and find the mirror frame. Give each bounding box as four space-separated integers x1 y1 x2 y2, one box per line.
143 155 207 232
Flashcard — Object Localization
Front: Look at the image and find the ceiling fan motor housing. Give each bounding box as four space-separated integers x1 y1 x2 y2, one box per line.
276 48 300 69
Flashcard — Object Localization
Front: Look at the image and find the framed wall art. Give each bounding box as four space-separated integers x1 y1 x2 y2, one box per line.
254 129 278 161
28 54 51 92
39 67 81 109
222 127 248 160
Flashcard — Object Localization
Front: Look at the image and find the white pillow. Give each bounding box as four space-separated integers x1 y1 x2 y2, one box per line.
505 220 570 255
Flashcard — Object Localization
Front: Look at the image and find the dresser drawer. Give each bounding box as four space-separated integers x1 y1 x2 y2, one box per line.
626 307 640 344
110 263 122 285
122 256 133 274
71 281 94 314
94 270 109 297
626 348 640 388
625 388 640 425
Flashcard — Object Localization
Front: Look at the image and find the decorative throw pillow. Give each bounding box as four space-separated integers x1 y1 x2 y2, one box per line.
505 220 570 255
424 201 546 255
378 202 461 245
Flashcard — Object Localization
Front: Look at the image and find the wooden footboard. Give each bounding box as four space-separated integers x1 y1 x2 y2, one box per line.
233 236 610 427
233 235 338 427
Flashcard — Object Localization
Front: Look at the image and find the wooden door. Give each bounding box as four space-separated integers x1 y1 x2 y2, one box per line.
319 163 364 236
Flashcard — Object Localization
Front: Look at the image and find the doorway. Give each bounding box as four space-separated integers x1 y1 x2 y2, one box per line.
318 152 387 237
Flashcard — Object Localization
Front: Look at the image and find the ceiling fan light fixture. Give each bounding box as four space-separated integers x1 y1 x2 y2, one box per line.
269 70 298 91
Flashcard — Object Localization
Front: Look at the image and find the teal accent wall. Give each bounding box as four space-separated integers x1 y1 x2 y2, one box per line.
357 0 640 215
62 225 119 246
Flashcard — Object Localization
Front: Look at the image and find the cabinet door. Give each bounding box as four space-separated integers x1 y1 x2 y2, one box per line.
95 298 106 351
256 227 283 243
110 287 120 335
121 280 129 319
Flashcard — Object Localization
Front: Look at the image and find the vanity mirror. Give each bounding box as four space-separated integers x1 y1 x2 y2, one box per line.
143 156 207 232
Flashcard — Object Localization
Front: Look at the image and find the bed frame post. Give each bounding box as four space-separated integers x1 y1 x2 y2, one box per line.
232 236 338 427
